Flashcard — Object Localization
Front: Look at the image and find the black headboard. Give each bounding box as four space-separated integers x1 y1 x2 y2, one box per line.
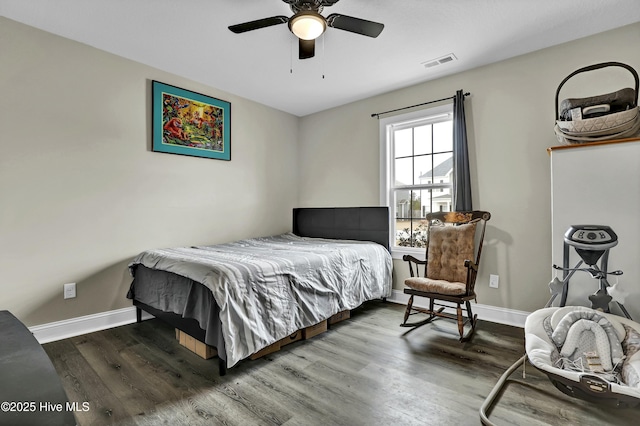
292 207 390 251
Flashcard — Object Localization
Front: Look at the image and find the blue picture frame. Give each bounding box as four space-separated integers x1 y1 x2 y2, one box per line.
152 80 231 160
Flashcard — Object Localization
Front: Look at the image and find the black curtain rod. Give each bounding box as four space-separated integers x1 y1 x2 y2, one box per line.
370 92 470 119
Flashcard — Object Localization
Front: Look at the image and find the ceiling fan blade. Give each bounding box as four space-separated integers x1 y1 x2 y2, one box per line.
299 38 315 60
228 16 289 34
326 14 384 38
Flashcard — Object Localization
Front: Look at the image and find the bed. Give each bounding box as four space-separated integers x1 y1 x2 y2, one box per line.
127 207 392 375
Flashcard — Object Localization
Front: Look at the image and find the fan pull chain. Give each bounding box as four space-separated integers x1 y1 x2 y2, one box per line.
322 33 325 79
290 36 294 74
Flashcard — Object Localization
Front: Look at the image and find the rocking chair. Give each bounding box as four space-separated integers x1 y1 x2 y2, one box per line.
401 210 491 341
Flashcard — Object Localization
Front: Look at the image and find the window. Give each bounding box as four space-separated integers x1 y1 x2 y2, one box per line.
379 104 454 257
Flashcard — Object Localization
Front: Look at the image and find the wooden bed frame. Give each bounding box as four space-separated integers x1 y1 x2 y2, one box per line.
134 206 390 376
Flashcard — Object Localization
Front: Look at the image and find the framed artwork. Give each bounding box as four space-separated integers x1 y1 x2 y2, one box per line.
152 80 231 160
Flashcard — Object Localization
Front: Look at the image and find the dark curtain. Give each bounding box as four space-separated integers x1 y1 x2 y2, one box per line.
452 89 473 211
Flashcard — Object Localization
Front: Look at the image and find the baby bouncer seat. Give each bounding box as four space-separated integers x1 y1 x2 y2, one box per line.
527 306 640 406
480 306 640 425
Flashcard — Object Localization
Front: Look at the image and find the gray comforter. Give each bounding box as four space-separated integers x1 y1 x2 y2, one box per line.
129 233 392 367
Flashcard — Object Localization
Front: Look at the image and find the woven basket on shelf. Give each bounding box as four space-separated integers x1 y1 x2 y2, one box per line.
554 62 640 145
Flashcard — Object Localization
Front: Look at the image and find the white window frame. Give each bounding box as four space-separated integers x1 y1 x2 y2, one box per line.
379 104 454 260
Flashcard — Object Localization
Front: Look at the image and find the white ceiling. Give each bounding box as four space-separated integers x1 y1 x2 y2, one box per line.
2 0 639 116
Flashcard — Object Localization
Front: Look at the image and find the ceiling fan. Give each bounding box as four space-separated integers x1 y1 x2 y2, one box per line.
228 0 384 60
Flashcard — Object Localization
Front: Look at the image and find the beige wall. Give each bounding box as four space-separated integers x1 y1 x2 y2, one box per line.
0 18 299 326
298 23 640 313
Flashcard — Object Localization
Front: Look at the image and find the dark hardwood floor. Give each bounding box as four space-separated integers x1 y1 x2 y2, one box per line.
43 302 637 425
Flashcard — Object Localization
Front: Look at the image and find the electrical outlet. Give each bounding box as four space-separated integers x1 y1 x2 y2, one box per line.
63 283 76 299
489 274 499 289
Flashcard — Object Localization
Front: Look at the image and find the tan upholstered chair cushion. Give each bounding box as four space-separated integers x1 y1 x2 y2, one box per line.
404 222 477 295
405 277 467 295
427 221 476 282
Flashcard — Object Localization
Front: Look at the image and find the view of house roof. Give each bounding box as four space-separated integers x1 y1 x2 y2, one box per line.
419 156 453 180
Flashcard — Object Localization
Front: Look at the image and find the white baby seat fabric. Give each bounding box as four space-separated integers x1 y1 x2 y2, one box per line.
480 306 640 425
526 306 640 406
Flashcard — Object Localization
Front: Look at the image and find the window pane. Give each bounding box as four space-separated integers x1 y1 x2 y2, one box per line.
394 189 411 220
414 125 432 155
433 197 452 212
416 189 432 219
431 153 453 213
432 153 453 184
394 189 419 247
394 128 412 158
414 154 432 184
411 189 431 248
395 157 412 185
433 121 453 152
394 189 433 248
411 218 429 248
394 189 411 247
395 219 411 247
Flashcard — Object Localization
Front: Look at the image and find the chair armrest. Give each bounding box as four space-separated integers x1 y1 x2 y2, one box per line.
402 255 427 278
403 254 427 265
464 260 478 272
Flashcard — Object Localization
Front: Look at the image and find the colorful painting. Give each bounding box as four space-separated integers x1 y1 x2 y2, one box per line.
152 81 231 160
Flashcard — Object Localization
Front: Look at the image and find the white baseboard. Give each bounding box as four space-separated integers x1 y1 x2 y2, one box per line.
29 293 528 345
29 306 154 344
388 289 529 328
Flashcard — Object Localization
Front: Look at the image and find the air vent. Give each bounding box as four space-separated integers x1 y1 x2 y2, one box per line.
422 53 457 69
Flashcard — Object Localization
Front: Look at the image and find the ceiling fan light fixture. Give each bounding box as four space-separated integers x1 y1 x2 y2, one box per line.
288 11 326 40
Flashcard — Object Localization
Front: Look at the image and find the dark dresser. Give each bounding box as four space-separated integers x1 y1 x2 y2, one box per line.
0 310 76 425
